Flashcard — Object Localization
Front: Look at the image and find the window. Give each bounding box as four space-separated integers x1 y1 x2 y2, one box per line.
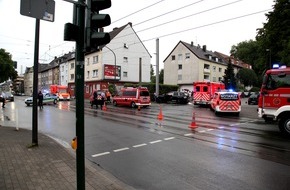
93 69 98 78
93 56 98 64
204 75 210 80
70 74 74 81
178 74 182 80
213 77 216 82
87 58 90 65
178 54 182 61
185 53 190 59
178 65 182 70
123 57 128 63
213 66 216 72
70 63 74 69
171 55 175 60
87 71 90 79
62 66 64 72
204 64 210 69
219 67 222 72
123 71 128 77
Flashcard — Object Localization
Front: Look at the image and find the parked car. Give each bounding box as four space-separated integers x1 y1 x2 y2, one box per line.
156 91 189 104
25 93 59 106
247 93 259 105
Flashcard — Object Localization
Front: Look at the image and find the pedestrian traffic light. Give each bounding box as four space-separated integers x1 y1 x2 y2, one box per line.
86 0 111 50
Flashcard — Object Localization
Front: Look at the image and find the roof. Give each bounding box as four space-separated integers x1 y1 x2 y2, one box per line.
214 52 252 69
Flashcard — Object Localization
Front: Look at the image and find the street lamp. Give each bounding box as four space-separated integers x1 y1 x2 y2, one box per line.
266 49 271 69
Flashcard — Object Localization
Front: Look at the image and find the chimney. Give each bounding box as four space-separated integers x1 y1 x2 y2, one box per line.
191 41 193 46
202 45 206 52
100 28 104 32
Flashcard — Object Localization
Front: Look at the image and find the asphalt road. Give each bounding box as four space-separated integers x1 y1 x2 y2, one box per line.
4 97 290 190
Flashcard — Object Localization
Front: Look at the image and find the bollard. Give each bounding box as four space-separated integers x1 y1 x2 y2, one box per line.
189 112 198 129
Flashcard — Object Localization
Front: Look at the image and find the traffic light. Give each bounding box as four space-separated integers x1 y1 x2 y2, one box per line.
86 0 111 50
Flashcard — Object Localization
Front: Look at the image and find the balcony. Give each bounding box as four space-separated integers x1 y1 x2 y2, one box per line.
203 68 210 74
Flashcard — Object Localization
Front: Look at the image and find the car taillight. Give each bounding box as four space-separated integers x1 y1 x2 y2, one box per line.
217 100 219 105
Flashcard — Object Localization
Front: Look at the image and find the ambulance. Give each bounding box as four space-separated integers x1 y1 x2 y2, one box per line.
210 90 241 116
193 82 225 105
112 87 151 108
257 65 290 137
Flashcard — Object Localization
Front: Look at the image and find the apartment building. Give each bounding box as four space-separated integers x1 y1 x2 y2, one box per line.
163 41 251 91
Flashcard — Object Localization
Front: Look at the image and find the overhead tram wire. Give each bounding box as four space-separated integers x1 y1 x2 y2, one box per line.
102 8 273 54
142 9 273 43
134 0 205 27
111 0 166 24
112 0 245 41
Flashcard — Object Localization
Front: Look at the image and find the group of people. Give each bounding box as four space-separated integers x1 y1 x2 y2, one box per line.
92 90 111 110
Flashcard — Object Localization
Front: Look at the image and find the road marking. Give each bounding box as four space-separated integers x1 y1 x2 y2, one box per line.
184 133 193 136
199 130 206 133
92 152 110 157
164 137 175 141
113 147 129 152
207 129 214 131
133 143 147 148
150 140 162 144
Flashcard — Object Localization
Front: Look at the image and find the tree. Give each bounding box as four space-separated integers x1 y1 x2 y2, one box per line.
159 69 164 84
223 58 236 90
0 49 17 83
236 68 258 87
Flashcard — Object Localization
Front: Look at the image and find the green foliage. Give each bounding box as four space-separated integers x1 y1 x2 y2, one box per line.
0 49 18 82
236 68 258 87
223 58 236 90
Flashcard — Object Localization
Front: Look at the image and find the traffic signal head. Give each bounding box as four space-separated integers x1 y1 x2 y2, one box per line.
86 0 111 50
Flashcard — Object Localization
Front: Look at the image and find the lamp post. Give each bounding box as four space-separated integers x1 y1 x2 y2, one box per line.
266 49 271 69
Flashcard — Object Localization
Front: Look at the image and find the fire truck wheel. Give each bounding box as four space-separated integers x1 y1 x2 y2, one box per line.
214 110 219 116
131 102 136 108
113 101 117 106
278 116 290 137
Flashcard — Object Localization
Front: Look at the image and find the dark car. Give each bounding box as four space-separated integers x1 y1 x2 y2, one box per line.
247 93 259 105
156 91 189 104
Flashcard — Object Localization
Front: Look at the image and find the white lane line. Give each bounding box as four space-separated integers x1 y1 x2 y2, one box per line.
92 152 110 157
113 147 129 152
199 130 206 133
207 129 214 131
184 133 193 136
150 140 162 144
133 143 147 148
164 137 175 141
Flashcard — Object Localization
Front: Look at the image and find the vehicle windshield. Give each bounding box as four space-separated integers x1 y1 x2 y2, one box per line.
265 73 290 90
140 91 149 96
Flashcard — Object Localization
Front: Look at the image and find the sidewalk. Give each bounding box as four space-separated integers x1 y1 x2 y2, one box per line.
0 108 134 189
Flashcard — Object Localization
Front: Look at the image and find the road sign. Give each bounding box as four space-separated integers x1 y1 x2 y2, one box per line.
20 0 55 22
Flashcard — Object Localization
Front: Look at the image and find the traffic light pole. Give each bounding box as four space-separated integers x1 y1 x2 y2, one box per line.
75 1 85 189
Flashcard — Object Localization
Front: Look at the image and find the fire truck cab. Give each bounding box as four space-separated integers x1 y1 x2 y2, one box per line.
257 66 290 137
193 81 225 106
112 87 151 108
210 91 241 116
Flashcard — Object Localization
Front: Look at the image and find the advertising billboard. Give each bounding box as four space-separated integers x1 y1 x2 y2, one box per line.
104 64 121 80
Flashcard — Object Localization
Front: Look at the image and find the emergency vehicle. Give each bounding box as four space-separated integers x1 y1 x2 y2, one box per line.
193 82 225 105
50 85 70 101
257 66 290 137
112 87 151 108
210 91 241 116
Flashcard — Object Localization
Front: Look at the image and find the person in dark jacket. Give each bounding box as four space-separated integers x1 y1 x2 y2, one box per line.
0 94 5 108
38 91 44 109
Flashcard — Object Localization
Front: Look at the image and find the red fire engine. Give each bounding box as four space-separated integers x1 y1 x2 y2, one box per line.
257 66 290 137
193 82 225 105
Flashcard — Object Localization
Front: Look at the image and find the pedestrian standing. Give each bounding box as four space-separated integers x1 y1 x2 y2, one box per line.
106 90 111 103
100 91 106 109
0 93 5 108
38 91 44 109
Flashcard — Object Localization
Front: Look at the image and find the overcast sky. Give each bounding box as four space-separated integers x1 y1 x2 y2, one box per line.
0 0 274 74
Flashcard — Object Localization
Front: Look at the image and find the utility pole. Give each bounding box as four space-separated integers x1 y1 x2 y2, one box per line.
156 38 159 96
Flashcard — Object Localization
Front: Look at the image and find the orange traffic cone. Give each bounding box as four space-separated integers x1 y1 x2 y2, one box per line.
189 112 198 129
157 105 164 120
102 101 107 111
